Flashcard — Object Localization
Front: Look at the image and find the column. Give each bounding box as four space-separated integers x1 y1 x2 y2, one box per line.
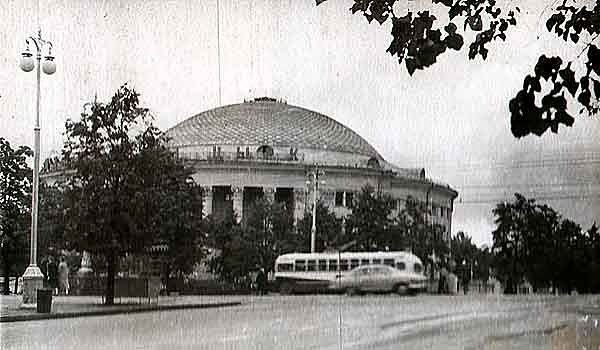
232 186 243 224
201 186 213 218
263 187 276 203
293 188 306 225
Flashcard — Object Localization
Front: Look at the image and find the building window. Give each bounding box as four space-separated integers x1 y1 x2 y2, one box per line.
256 145 274 159
440 207 445 217
345 192 354 207
432 205 437 216
335 191 344 207
367 157 380 168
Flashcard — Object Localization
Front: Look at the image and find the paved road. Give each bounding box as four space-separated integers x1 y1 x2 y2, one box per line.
2 294 599 349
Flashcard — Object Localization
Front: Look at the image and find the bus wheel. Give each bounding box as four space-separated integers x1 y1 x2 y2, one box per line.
395 284 408 295
279 282 294 295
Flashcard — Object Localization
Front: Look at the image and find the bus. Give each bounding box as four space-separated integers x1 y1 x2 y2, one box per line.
274 251 427 294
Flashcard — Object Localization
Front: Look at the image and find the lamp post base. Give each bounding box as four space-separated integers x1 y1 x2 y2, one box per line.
21 265 44 308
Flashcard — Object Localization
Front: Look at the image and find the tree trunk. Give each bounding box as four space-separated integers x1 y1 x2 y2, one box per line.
14 275 19 294
105 252 116 305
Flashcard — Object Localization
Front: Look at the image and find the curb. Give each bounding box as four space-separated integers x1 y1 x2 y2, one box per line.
0 301 242 323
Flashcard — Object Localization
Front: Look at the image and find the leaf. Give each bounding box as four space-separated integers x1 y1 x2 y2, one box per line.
445 33 464 50
570 33 579 43
588 45 600 76
444 22 457 34
406 58 417 75
480 47 488 59
578 90 591 106
467 14 483 31
558 64 579 96
593 79 600 98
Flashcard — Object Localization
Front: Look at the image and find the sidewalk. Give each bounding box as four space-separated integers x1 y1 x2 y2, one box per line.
0 294 243 323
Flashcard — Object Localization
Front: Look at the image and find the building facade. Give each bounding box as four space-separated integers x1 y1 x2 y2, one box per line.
165 97 458 241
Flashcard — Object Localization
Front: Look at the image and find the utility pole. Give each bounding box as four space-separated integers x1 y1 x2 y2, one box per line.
307 166 325 253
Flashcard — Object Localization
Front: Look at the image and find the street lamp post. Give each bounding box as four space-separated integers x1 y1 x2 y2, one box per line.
19 29 56 307
306 166 324 253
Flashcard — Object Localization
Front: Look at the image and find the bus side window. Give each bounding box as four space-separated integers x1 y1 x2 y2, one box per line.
340 259 349 271
413 263 423 273
328 259 338 271
350 259 359 269
372 259 381 265
277 263 293 272
307 260 316 271
396 262 406 271
295 260 306 271
318 259 327 271
383 259 395 267
360 259 370 266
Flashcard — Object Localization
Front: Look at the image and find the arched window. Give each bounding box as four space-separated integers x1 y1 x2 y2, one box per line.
367 157 380 168
256 145 274 159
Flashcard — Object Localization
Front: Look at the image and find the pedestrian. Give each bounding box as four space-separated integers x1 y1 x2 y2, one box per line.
47 257 58 295
58 256 69 296
256 268 267 296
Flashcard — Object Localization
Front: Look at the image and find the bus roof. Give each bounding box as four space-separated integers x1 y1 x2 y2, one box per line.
275 251 422 263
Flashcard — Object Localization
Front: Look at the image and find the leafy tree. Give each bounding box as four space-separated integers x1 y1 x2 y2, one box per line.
491 193 533 293
62 85 177 304
297 201 343 252
38 183 68 260
395 196 449 266
205 213 253 285
0 138 32 295
155 167 205 290
581 223 600 292
451 231 478 290
244 198 296 273
473 245 493 283
492 193 599 294
345 185 397 251
316 0 599 137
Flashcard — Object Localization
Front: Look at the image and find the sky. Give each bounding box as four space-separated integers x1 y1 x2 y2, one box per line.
2 0 599 246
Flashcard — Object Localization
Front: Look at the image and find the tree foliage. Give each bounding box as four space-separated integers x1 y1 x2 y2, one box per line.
155 167 205 288
492 193 599 294
345 184 396 251
62 85 185 304
37 183 68 259
395 196 449 265
0 138 32 294
297 201 343 252
317 0 599 137
206 198 297 284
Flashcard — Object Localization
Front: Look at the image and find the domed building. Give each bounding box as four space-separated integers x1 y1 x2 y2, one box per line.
165 97 458 240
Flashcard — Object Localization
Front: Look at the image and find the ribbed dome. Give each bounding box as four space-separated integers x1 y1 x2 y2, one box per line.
166 99 381 157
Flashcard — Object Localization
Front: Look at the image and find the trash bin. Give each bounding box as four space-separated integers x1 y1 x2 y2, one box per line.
37 288 52 313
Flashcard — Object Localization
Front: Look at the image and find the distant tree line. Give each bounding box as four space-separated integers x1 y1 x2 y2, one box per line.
492 193 600 294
